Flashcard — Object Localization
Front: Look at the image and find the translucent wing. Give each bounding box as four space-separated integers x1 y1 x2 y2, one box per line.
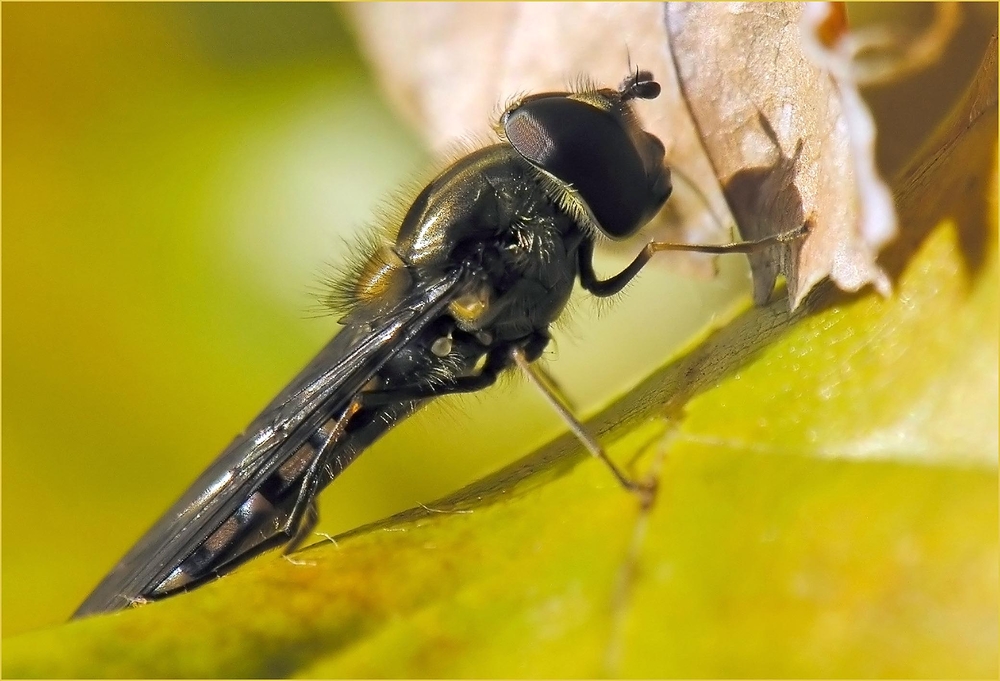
73 270 467 617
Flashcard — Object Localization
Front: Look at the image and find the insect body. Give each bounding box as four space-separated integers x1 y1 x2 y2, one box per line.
73 70 799 618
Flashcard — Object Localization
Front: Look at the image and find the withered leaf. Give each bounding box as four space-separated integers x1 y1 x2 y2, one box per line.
665 2 897 307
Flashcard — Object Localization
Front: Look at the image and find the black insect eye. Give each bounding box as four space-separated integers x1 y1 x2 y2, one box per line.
503 94 669 239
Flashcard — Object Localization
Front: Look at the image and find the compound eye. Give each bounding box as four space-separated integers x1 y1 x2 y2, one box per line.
503 96 666 239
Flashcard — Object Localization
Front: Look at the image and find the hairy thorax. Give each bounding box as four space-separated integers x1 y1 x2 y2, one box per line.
353 144 586 346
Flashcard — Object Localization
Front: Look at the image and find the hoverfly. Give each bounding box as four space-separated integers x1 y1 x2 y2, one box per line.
72 70 804 618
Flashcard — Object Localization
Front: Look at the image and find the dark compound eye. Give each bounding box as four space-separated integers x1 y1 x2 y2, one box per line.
503 94 670 239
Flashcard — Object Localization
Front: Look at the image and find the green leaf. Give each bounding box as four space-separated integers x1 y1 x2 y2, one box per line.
5 42 997 681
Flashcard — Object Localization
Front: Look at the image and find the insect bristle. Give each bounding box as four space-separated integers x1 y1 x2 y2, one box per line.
569 72 600 96
312 227 387 320
437 132 495 166
313 138 493 320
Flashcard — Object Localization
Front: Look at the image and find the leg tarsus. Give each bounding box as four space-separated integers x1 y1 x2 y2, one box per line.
284 500 319 555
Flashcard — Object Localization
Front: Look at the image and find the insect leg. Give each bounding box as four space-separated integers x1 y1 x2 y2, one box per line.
360 372 499 406
284 501 321 556
510 346 655 503
578 223 809 297
283 396 363 554
360 348 513 406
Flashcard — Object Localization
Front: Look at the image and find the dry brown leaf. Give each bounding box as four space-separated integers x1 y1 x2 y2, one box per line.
665 2 900 307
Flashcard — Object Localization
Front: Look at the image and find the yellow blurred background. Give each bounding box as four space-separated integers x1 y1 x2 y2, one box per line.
2 2 994 636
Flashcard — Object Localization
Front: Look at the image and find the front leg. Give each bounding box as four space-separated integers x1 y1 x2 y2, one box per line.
577 224 809 297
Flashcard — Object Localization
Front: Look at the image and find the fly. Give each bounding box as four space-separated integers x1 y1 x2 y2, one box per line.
72 70 806 619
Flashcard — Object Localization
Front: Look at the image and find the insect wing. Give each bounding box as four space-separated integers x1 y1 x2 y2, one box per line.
73 270 467 617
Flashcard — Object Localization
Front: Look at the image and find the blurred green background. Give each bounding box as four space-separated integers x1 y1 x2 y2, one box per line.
2 2 994 637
